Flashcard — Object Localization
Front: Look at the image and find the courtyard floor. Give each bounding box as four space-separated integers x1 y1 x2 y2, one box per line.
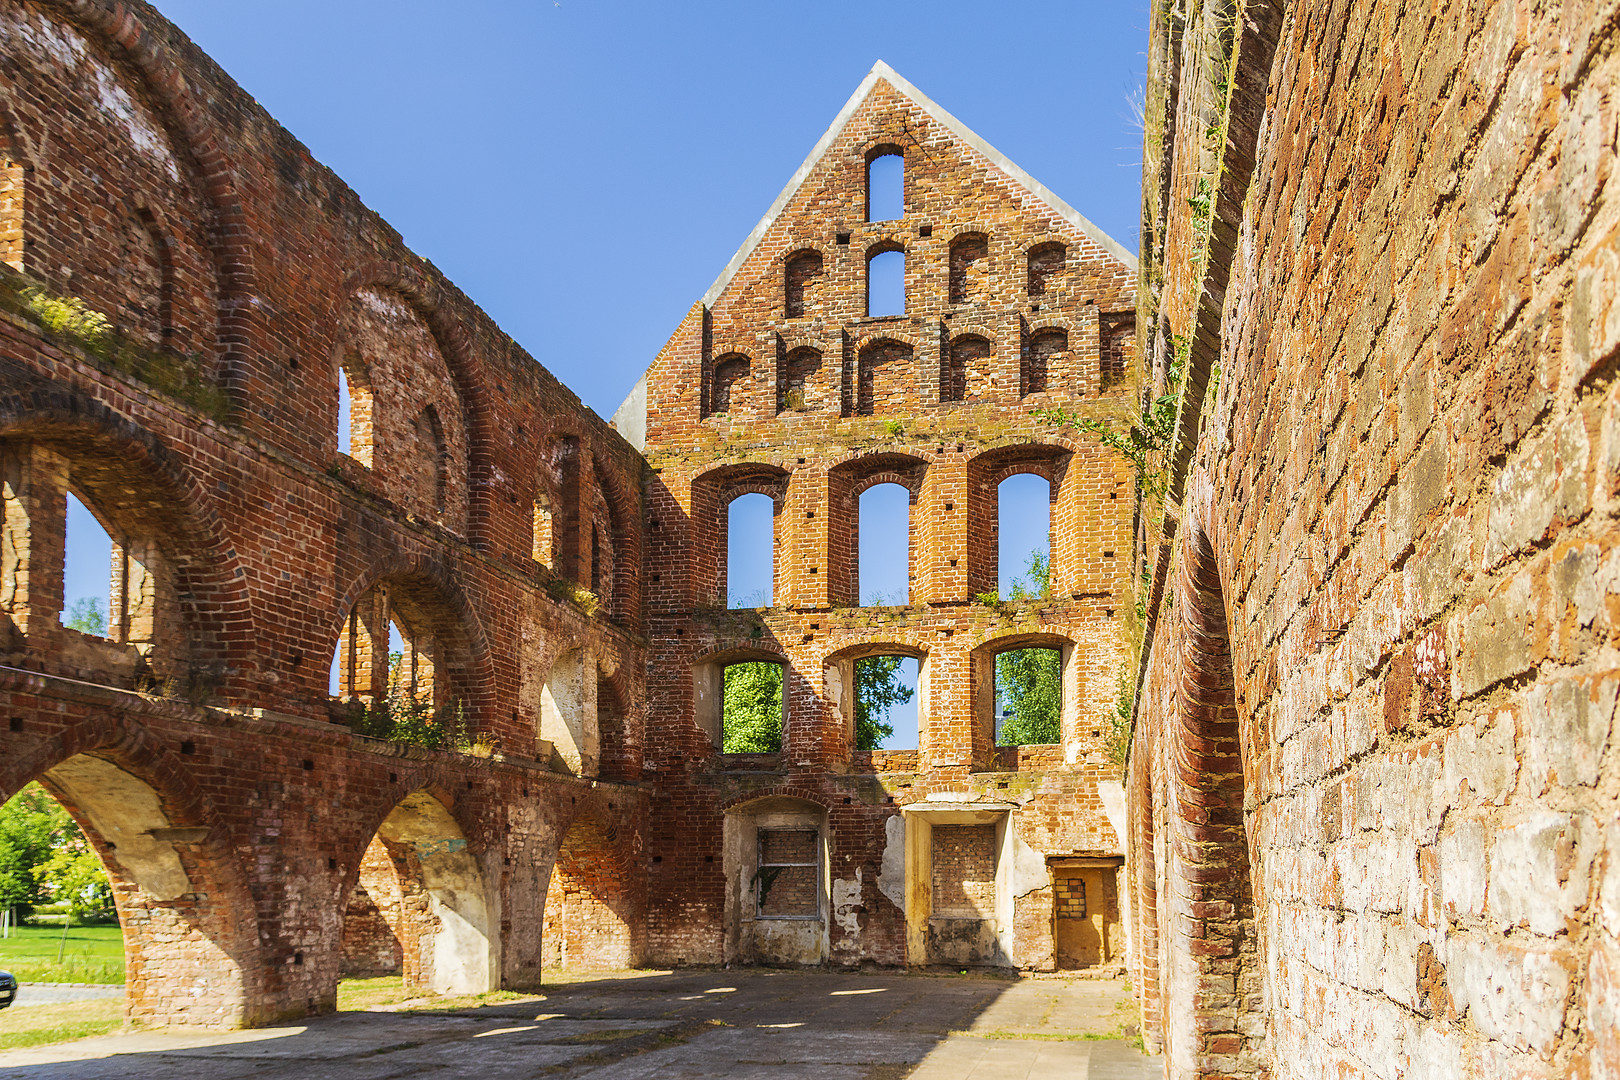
0 969 1157 1078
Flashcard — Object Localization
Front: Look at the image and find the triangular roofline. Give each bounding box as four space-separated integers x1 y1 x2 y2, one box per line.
611 60 1138 448
699 59 1137 308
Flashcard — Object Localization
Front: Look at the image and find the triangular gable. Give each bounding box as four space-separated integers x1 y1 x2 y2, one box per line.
699 59 1137 309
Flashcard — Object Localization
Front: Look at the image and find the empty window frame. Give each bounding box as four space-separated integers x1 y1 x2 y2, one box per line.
723 660 785 753
996 645 1062 746
854 654 919 751
1027 242 1065 296
60 491 114 638
756 828 820 918
0 156 23 271
784 250 823 319
866 150 904 222
948 233 988 306
867 247 906 318
338 356 374 465
858 482 910 606
1024 329 1065 397
727 492 774 608
997 473 1051 600
711 354 750 416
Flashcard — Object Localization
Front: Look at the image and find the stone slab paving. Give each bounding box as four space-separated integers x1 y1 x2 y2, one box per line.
0 970 1159 1078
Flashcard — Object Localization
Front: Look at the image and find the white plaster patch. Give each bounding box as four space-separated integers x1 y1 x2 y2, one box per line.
832 869 862 940
1008 819 1050 899
876 814 905 913
359 287 415 321
90 62 179 181
0 6 85 70
1096 780 1127 847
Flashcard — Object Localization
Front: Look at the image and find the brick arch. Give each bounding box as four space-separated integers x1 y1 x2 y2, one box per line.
964 442 1072 597
707 351 753 419
689 462 791 608
543 804 646 970
0 392 256 680
827 452 928 608
340 265 490 543
36 0 265 410
783 247 824 319
1160 524 1263 1078
948 230 990 306
854 336 915 417
0 697 265 1027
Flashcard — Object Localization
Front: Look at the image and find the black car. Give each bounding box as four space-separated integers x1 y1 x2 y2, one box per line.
0 970 14 1009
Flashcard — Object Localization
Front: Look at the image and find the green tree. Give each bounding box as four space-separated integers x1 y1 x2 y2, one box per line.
0 783 77 911
64 596 106 635
722 662 783 752
40 843 112 920
854 655 914 751
996 548 1061 745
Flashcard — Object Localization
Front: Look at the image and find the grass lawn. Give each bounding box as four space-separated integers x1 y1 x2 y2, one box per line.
337 976 537 1013
0 924 124 984
0 999 123 1050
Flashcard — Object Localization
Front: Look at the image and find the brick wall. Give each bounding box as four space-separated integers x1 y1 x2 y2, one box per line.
1129 0 1620 1076
931 825 996 917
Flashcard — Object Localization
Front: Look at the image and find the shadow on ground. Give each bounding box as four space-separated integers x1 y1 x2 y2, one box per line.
0 969 1158 1079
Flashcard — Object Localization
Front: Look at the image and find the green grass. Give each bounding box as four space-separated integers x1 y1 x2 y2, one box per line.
0 924 125 984
0 998 123 1049
336 976 538 1013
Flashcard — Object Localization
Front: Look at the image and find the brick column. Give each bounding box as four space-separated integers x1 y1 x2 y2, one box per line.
0 441 68 637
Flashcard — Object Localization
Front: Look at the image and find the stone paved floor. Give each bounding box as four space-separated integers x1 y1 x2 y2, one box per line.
0 970 1160 1078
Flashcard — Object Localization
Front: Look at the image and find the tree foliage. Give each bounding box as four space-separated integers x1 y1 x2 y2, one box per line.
722 662 783 752
64 597 106 635
995 550 1062 745
0 782 111 916
854 655 914 751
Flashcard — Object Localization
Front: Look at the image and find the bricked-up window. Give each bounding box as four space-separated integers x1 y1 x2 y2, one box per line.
779 347 822 413
942 335 990 403
784 250 823 319
0 158 22 271
711 354 750 416
756 829 820 918
867 248 906 318
1023 329 1065 397
339 356 375 466
856 338 912 415
533 491 555 569
948 233 988 306
858 483 910 606
722 660 785 753
1100 312 1133 391
866 150 904 222
727 492 773 608
931 825 997 916
60 491 114 639
1027 242 1065 296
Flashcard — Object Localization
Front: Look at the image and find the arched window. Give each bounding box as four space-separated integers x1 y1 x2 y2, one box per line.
1027 242 1065 296
867 150 904 222
722 659 785 752
867 248 906 318
338 356 374 465
997 473 1051 599
61 491 114 638
858 482 910 606
996 645 1062 745
727 492 774 608
779 347 822 413
1024 329 1066 397
949 233 988 306
784 250 823 318
711 354 750 416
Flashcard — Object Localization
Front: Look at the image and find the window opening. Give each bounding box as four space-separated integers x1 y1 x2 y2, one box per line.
784 250 823 319
996 645 1061 745
867 152 904 222
779 347 822 413
858 482 909 606
61 492 113 638
338 357 373 465
722 660 784 753
727 492 773 609
1027 242 1065 296
855 654 917 751
942 335 989 403
337 368 353 453
997 473 1051 599
756 829 819 918
0 157 23 271
867 249 905 317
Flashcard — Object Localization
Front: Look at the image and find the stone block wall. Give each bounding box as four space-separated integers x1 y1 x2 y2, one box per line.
1128 0 1620 1076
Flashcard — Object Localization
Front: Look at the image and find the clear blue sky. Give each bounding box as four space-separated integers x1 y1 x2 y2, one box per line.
150 0 1150 418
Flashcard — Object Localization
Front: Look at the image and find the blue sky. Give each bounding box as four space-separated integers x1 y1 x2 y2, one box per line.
151 0 1150 419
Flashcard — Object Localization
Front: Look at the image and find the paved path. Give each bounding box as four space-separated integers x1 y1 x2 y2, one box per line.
7 984 123 1008
0 970 1159 1078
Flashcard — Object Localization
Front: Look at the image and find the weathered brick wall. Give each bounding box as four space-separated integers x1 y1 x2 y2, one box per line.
626 66 1139 969
1130 0 1620 1076
0 0 648 1027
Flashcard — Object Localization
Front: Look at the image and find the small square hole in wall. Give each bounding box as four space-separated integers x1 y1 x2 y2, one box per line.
705 855 714 863
836 232 851 245
652 574 661 582
806 510 815 519
1110 492 1118 500
294 953 303 966
919 225 933 237
180 740 195 755
843 797 852 804
389 773 397 784
797 458 806 464
653 855 663 863
810 567 818 574
328 857 338 870
466 780 474 790
8 718 21 732
1105 550 1115 558
302 759 314 771
944 502 953 512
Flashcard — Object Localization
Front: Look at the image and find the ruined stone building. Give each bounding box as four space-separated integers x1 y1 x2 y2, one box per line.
0 0 1614 1076
0 0 1137 1027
